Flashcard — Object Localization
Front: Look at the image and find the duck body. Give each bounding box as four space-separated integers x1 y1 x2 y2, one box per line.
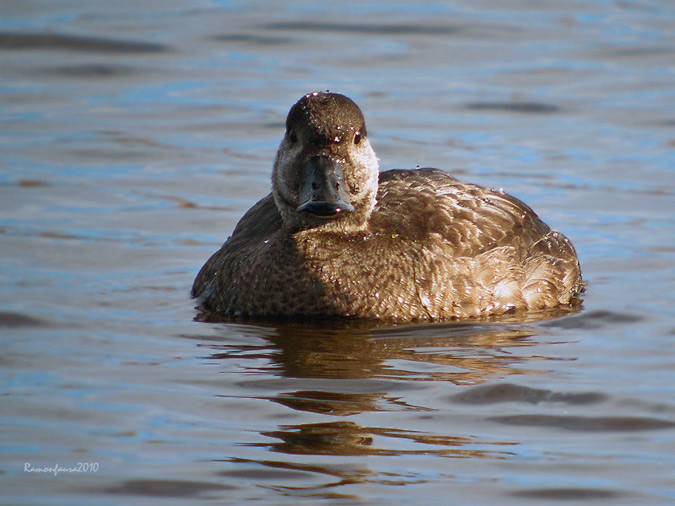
193 92 582 322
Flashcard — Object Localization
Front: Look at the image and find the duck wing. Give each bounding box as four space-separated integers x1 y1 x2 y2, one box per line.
371 168 551 258
192 194 281 300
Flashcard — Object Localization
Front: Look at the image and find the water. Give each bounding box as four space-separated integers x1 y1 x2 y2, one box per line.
2 1 674 504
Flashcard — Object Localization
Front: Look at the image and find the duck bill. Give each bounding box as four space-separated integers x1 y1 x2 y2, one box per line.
297 156 354 217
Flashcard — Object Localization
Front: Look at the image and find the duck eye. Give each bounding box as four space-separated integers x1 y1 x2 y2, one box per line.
288 129 298 143
353 131 361 145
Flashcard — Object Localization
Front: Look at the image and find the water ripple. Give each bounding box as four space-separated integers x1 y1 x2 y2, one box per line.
0 31 169 53
489 414 675 432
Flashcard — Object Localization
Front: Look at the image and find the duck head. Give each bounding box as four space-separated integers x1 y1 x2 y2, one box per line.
272 92 379 231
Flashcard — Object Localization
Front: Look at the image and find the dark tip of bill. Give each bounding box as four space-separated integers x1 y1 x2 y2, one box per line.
297 201 354 217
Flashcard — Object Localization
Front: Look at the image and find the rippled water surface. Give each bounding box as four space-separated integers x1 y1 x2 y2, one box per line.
2 1 674 504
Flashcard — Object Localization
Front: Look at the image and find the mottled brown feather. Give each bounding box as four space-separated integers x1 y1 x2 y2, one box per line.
193 170 582 321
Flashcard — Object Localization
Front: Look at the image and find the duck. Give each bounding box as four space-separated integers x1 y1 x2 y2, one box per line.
192 91 583 322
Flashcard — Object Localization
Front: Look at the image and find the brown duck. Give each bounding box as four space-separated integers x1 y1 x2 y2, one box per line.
193 92 583 322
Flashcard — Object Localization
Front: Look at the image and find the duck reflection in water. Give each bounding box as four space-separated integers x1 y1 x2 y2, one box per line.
201 314 577 467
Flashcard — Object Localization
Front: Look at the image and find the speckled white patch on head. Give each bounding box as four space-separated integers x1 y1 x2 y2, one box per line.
347 137 379 214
